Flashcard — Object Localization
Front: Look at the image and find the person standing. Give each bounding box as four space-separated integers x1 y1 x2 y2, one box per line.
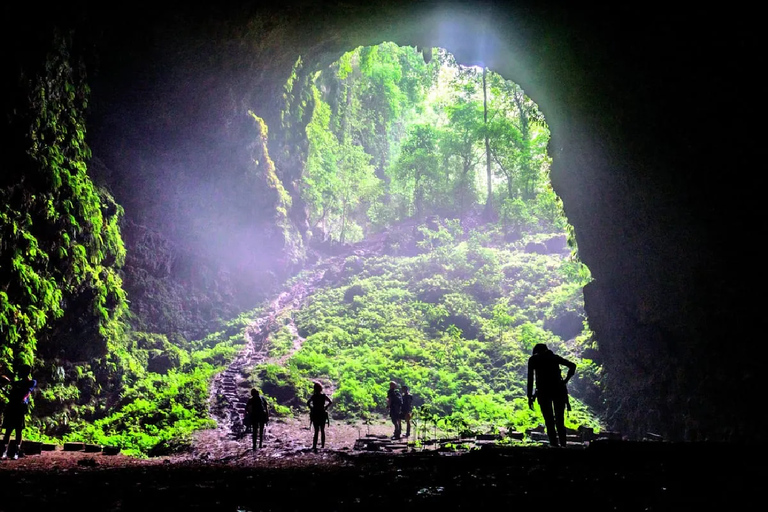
0 373 11 428
387 381 403 439
401 385 414 438
527 343 576 447
307 382 332 452
245 389 269 450
1 364 36 460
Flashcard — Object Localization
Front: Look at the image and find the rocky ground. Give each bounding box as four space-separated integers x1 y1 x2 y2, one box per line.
1 358 758 512
0 437 758 512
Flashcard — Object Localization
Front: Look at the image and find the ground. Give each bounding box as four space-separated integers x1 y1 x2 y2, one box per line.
0 420 759 512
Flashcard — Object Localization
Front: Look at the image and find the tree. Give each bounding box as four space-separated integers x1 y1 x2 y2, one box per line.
482 67 494 218
486 74 548 201
304 89 380 243
390 124 441 218
441 92 483 213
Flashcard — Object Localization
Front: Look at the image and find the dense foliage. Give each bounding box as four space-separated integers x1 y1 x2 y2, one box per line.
301 45 564 245
0 33 127 372
252 221 600 435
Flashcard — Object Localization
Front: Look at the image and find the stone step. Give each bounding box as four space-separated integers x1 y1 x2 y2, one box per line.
63 442 84 451
103 446 120 456
528 431 584 443
595 431 623 441
84 444 102 453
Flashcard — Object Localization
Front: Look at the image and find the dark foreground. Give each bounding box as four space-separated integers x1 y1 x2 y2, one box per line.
0 441 757 511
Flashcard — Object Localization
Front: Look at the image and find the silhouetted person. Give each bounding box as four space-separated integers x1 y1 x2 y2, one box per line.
245 389 269 449
307 382 332 452
0 373 10 427
527 343 576 447
387 381 402 439
1 364 36 460
401 385 414 438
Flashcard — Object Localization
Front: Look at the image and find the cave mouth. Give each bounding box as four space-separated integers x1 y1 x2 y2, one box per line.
287 42 579 249
268 41 599 407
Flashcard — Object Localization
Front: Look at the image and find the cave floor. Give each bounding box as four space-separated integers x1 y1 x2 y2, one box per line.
0 440 756 512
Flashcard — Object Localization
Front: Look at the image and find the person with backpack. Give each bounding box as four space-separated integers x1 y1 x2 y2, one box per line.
1 364 36 460
245 388 269 450
527 343 576 447
307 382 332 452
387 381 403 439
401 385 414 438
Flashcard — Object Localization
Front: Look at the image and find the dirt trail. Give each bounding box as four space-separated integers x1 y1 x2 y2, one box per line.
184 234 390 462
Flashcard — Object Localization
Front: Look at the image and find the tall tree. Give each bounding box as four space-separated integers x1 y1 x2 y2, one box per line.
442 95 483 212
486 74 547 201
482 67 494 218
390 124 440 218
304 89 379 243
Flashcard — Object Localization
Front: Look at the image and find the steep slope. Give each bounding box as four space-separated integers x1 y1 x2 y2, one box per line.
198 219 602 451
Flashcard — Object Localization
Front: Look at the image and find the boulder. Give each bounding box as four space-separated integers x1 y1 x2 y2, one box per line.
543 234 568 254
524 241 548 255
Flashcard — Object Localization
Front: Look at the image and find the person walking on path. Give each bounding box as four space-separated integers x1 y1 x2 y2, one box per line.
307 382 332 452
387 381 403 439
527 343 576 447
245 389 269 449
401 385 414 438
1 364 36 460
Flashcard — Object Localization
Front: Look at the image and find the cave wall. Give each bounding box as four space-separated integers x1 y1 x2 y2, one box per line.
5 1 760 441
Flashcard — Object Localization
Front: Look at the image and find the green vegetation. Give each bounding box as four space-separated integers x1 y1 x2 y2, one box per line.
252 222 599 435
24 311 259 456
301 44 562 244
3 40 600 455
0 32 127 374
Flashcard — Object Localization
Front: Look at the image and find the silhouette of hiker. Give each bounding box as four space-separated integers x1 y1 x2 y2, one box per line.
401 385 414 438
1 364 36 460
307 382 332 452
0 373 10 426
387 381 403 439
245 389 269 449
527 343 576 448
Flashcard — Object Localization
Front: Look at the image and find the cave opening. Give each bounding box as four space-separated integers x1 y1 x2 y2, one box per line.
76 8 609 450
245 40 603 430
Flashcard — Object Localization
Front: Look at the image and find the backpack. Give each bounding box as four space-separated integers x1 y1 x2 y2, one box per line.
402 393 413 412
256 396 268 417
389 389 403 411
247 395 268 422
6 378 35 413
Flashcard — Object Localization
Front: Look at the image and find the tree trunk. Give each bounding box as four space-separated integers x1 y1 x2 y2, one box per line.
513 90 533 199
483 67 494 218
340 195 348 244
